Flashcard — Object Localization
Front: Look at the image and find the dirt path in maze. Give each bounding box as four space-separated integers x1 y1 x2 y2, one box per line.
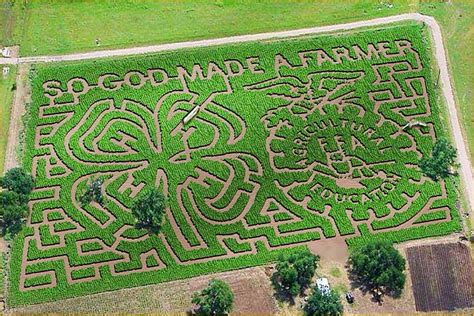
1 12 472 223
5 12 471 305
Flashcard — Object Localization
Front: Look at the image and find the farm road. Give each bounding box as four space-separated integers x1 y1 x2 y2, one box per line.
1 13 473 218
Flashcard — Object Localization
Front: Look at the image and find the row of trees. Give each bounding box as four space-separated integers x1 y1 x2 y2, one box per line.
268 242 406 315
0 168 34 236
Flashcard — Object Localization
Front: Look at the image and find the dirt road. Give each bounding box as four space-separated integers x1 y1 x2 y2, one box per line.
1 13 472 219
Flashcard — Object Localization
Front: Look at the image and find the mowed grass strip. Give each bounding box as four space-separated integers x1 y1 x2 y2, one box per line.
0 66 16 173
12 0 417 56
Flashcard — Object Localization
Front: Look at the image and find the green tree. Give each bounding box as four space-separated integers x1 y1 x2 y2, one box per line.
0 168 34 235
349 241 406 296
0 167 34 196
192 279 234 315
0 204 28 235
419 138 458 180
273 249 319 300
0 190 24 208
80 177 104 206
131 187 166 233
304 287 343 316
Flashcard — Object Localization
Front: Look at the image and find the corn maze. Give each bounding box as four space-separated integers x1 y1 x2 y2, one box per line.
9 23 461 306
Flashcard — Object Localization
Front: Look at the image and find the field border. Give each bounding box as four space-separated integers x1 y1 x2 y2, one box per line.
1 12 472 226
1 13 472 309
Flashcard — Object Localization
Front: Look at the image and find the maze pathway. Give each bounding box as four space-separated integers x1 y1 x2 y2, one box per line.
9 23 461 306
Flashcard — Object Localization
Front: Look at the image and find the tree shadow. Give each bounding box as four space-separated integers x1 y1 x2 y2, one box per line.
270 273 296 305
346 262 402 303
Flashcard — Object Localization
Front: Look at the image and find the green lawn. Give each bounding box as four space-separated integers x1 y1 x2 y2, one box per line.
419 1 474 168
9 0 418 56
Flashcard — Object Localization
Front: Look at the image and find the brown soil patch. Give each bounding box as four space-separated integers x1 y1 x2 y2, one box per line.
307 236 348 264
10 266 277 314
407 242 473 312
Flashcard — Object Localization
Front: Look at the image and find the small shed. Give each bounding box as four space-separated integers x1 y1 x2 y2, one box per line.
316 277 330 295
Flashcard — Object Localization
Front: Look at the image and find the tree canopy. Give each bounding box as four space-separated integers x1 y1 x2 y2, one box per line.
0 168 34 235
79 177 104 206
349 241 406 296
304 287 343 316
0 190 24 208
273 249 319 300
192 279 234 315
131 187 166 233
419 138 458 180
1 204 28 235
0 167 35 196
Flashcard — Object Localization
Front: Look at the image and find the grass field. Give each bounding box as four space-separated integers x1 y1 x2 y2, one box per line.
6 0 418 56
8 22 462 307
419 1 474 171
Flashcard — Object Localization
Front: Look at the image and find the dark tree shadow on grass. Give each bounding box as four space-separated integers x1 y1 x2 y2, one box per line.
347 262 403 305
270 273 296 305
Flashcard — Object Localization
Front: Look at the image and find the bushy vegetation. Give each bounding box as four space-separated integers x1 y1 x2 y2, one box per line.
131 188 166 233
0 167 34 197
192 279 234 315
349 241 406 296
0 168 34 235
304 287 343 316
79 177 104 206
419 138 458 180
272 249 319 300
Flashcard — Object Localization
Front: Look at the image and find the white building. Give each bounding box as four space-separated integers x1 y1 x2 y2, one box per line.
316 277 330 295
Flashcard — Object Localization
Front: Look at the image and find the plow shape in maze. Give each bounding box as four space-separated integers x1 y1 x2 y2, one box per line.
9 24 461 306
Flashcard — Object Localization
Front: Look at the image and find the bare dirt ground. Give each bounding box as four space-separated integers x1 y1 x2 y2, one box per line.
407 242 473 312
10 266 277 314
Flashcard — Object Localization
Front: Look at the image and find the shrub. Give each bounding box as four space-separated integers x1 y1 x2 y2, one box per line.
131 187 166 233
273 249 319 300
192 279 234 315
304 287 343 316
0 167 34 196
80 177 104 206
1 204 28 235
419 138 458 180
0 168 34 235
349 241 406 296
